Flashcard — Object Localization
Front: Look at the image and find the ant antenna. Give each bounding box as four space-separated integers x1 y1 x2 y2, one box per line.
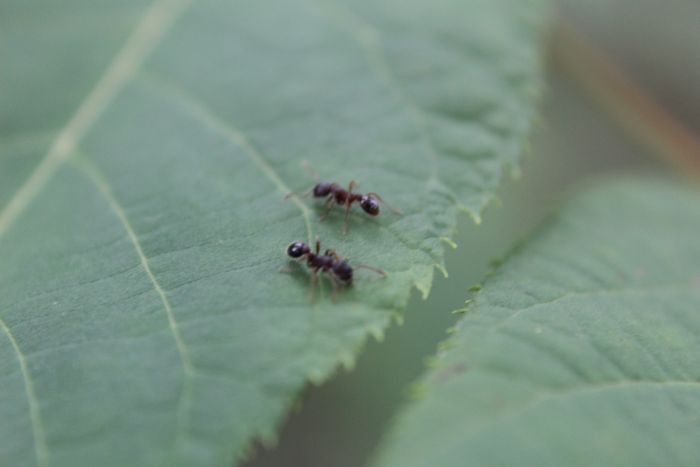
355 264 388 277
284 189 312 200
301 159 320 182
284 160 320 200
367 192 403 215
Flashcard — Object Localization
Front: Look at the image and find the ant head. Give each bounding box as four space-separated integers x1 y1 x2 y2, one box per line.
313 182 333 197
287 241 310 258
333 260 353 283
360 195 380 216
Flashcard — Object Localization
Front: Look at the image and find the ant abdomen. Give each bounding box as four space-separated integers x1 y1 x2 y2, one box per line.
359 195 380 216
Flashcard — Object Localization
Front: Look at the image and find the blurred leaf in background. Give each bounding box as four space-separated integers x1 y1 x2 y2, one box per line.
560 0 700 131
374 177 700 467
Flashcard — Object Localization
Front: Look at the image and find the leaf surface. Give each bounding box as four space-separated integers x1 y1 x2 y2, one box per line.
0 0 546 465
373 178 700 467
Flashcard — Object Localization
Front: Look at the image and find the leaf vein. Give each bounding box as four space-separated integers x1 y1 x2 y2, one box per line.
449 379 700 449
488 283 700 331
0 317 49 467
0 0 192 241
69 156 195 457
136 71 315 245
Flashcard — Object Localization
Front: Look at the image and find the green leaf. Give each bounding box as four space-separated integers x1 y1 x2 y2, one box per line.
373 178 700 467
0 0 546 465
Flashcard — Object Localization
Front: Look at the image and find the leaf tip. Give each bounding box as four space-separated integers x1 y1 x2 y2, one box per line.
457 204 483 225
437 339 456 352
469 210 483 225
307 369 325 385
260 431 279 449
339 352 356 371
368 325 386 342
416 281 431 300
440 236 458 249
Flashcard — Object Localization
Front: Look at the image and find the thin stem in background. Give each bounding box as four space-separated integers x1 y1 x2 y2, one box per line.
552 19 700 179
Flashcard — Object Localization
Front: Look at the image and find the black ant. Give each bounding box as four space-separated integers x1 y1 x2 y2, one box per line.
285 162 401 234
284 238 386 301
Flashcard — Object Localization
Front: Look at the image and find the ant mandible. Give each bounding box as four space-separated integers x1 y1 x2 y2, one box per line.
285 162 401 235
284 238 386 301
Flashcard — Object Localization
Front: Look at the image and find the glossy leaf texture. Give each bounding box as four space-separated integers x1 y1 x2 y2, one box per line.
373 178 700 467
0 0 546 465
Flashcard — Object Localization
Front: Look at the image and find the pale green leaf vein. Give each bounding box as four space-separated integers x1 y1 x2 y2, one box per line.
0 317 49 467
136 72 315 245
69 156 195 454
488 283 700 331
524 379 700 410
0 0 192 241
141 70 452 280
446 379 700 450
136 72 446 278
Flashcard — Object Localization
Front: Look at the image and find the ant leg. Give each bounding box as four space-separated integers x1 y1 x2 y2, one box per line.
315 237 321 255
341 181 358 235
355 264 388 277
367 192 403 215
328 274 340 303
278 266 293 274
342 201 352 235
309 269 318 302
319 196 336 221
